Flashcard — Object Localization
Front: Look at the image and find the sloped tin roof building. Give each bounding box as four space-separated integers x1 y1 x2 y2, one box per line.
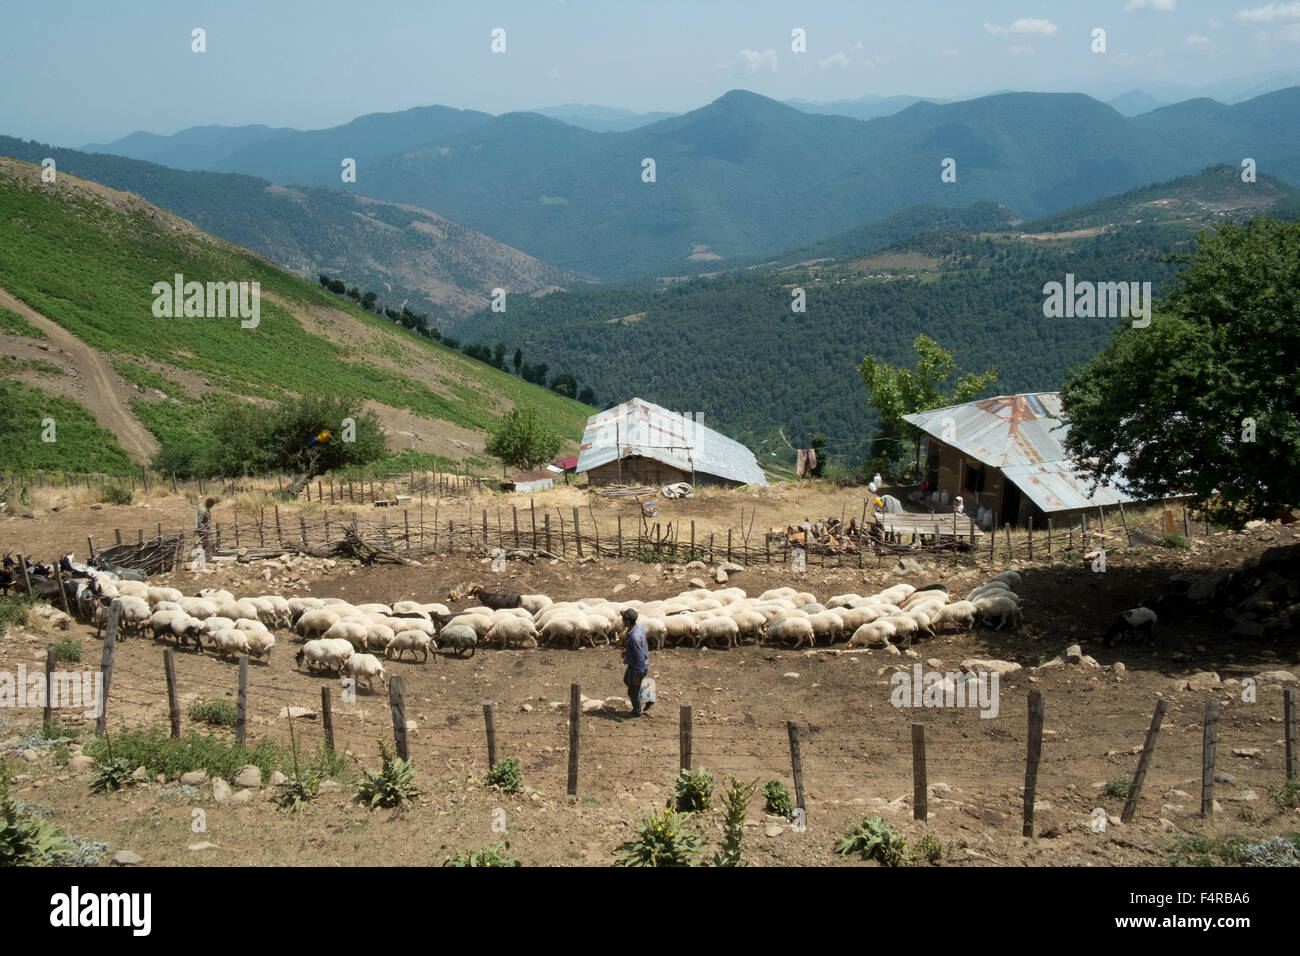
577 398 766 487
902 393 1155 523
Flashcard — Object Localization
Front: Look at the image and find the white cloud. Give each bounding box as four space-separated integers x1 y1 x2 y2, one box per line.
735 48 778 73
984 18 1058 36
1125 0 1177 11
1208 17 1224 27
819 51 851 68
1235 3 1300 22
1186 34 1212 45
941 48 959 57
1008 44 1036 56
1147 47 1166 57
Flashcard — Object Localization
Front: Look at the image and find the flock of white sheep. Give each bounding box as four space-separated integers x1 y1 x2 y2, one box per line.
79 569 1028 692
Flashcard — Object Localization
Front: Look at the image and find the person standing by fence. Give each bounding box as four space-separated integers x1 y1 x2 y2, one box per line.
619 608 650 718
195 496 217 552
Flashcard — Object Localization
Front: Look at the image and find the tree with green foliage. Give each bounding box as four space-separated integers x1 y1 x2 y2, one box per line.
513 348 523 373
492 342 507 370
858 335 998 476
1060 217 1300 526
810 433 827 478
485 406 563 473
549 373 577 399
578 386 596 406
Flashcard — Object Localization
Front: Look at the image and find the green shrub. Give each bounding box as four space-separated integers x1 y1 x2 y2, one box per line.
1160 534 1191 549
0 594 35 630
1240 836 1300 867
714 776 757 867
444 841 520 867
89 756 135 794
1268 778 1300 813
85 728 285 781
355 738 421 809
673 766 714 812
910 833 943 865
100 483 133 505
762 780 795 819
836 817 908 866
1103 780 1131 799
52 638 81 663
188 700 239 727
1 763 73 865
615 808 704 867
486 757 521 794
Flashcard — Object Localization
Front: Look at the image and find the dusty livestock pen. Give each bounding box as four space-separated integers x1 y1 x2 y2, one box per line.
0 507 1298 867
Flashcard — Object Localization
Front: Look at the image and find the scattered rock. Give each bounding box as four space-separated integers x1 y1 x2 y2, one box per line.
230 789 252 804
764 817 786 837
896 557 923 573
186 842 219 852
1112 662 1126 676
268 771 288 786
782 672 799 679
883 644 901 657
1187 672 1222 691
211 778 232 802
961 659 1021 676
111 850 142 866
688 577 707 590
627 574 640 585
1214 772 1237 785
1257 670 1298 685
319 780 342 791
180 770 208 786
520 703 534 713
926 659 944 669
233 765 262 788
714 569 728 584
1065 644 1083 664
1232 748 1261 758
67 755 95 773
21 750 39 763
278 706 316 719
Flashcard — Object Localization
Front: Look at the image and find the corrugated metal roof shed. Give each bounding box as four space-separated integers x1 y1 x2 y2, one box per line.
904 392 1164 513
507 468 554 494
577 398 767 486
902 393 1071 468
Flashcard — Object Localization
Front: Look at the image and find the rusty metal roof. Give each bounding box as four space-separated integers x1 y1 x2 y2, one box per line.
903 393 1151 513
576 398 767 486
902 393 1073 468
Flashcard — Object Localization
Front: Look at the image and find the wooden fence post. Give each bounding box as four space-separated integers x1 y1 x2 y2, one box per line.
1121 698 1167 823
679 701 692 771
911 722 928 821
16 554 32 597
573 507 584 558
1023 689 1044 836
235 654 249 746
52 562 72 617
389 676 409 760
1201 697 1219 817
531 499 538 552
1284 687 1297 781
617 515 622 558
96 601 119 737
567 683 581 796
1046 516 1052 556
404 510 410 550
321 685 335 753
43 645 55 732
786 720 806 817
163 648 181 738
483 700 497 768
545 514 552 555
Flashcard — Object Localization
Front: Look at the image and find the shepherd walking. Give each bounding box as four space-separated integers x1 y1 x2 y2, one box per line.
619 608 651 718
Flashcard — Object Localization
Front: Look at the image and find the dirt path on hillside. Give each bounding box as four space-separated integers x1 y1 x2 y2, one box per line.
0 285 157 461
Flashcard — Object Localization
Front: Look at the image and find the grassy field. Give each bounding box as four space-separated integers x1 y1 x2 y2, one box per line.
0 161 595 473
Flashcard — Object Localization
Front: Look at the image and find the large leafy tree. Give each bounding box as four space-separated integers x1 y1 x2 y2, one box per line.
1061 217 1300 525
485 406 563 473
858 334 998 475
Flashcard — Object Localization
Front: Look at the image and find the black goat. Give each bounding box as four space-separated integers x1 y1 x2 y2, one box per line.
466 585 520 610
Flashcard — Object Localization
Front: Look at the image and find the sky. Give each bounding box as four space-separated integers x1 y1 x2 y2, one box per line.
2 0 1299 145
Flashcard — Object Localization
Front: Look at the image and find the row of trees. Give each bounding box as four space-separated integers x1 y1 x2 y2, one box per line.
317 274 598 405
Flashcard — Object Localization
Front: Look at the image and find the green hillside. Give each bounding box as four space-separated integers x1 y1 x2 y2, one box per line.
0 156 593 475
451 166 1299 469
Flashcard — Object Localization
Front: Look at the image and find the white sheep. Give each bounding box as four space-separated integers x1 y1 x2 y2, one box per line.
885 613 921 646
933 600 978 632
343 653 387 692
179 596 219 620
385 630 435 662
990 570 1022 589
807 610 846 645
848 618 897 648
974 594 1022 630
767 616 815 649
295 638 354 672
540 613 598 650
322 619 369 650
117 596 152 637
210 627 250 660
295 608 340 641
146 585 184 608
519 594 553 615
640 617 667 651
875 584 915 606
244 630 276 663
487 616 539 649
698 615 739 649
198 588 234 603
662 615 699 648
447 612 494 639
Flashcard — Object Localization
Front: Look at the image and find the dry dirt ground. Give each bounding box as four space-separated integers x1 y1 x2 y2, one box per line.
2 487 1298 868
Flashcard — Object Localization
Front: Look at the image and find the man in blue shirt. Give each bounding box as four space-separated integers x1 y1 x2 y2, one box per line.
620 608 650 718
